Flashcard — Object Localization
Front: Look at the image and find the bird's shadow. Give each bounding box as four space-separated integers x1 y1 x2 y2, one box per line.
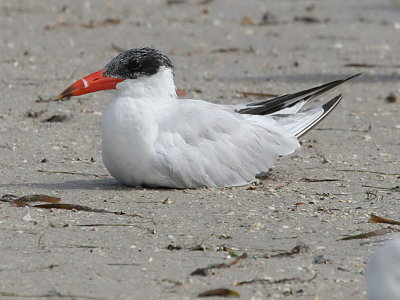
0 178 188 192
0 178 147 191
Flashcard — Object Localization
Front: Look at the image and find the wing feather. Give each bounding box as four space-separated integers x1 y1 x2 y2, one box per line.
151 100 299 188
235 73 360 115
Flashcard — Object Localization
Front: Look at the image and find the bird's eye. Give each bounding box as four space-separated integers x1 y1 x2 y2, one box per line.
127 59 140 70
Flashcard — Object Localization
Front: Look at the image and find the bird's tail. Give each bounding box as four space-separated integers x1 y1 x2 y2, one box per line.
235 74 360 116
271 95 342 138
235 73 360 138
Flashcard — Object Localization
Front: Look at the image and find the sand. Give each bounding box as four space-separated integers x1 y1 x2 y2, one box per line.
1 0 400 299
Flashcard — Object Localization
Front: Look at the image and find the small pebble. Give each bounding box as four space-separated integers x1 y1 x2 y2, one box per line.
385 92 397 103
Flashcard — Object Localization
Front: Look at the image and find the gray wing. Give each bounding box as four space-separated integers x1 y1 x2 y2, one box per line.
149 74 359 188
151 100 299 188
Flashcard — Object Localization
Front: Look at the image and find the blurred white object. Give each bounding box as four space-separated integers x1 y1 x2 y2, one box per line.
389 0 400 8
367 238 400 300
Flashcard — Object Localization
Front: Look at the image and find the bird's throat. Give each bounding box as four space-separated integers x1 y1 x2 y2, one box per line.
115 67 177 100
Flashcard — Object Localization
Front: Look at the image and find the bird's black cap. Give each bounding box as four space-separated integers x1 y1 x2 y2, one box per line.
104 47 174 79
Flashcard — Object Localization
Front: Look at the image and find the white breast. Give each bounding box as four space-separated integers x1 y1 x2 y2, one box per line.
101 68 177 186
100 68 299 188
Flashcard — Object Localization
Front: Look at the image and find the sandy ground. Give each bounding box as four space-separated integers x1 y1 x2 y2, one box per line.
1 0 400 299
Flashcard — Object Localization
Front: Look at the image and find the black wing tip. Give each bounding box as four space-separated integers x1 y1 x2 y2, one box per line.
305 73 361 101
295 95 343 138
341 73 362 83
322 94 343 112
239 73 360 116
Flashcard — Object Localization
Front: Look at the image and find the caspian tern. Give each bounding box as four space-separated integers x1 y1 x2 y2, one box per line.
57 47 359 188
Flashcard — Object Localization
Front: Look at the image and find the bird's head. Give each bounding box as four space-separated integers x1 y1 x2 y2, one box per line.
57 47 174 99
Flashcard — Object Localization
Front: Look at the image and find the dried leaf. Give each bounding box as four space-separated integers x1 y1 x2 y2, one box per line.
37 169 109 177
167 0 186 4
0 291 102 299
362 185 400 192
81 18 121 29
237 274 316 286
43 114 69 123
344 63 386 68
77 224 140 227
33 203 139 217
264 243 308 258
236 91 278 98
198 288 240 298
300 177 340 182
44 21 73 30
1 194 60 206
33 203 106 212
316 124 372 133
18 194 61 203
337 169 400 176
211 47 255 54
369 214 400 225
191 253 247 276
294 16 328 23
107 263 138 266
12 200 30 207
3 194 141 217
45 19 121 30
339 228 396 241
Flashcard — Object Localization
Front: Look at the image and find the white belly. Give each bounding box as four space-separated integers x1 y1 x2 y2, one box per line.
101 97 160 186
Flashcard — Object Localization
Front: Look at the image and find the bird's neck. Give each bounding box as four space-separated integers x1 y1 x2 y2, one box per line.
115 67 177 100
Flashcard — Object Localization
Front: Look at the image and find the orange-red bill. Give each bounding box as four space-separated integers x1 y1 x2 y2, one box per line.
57 69 124 99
